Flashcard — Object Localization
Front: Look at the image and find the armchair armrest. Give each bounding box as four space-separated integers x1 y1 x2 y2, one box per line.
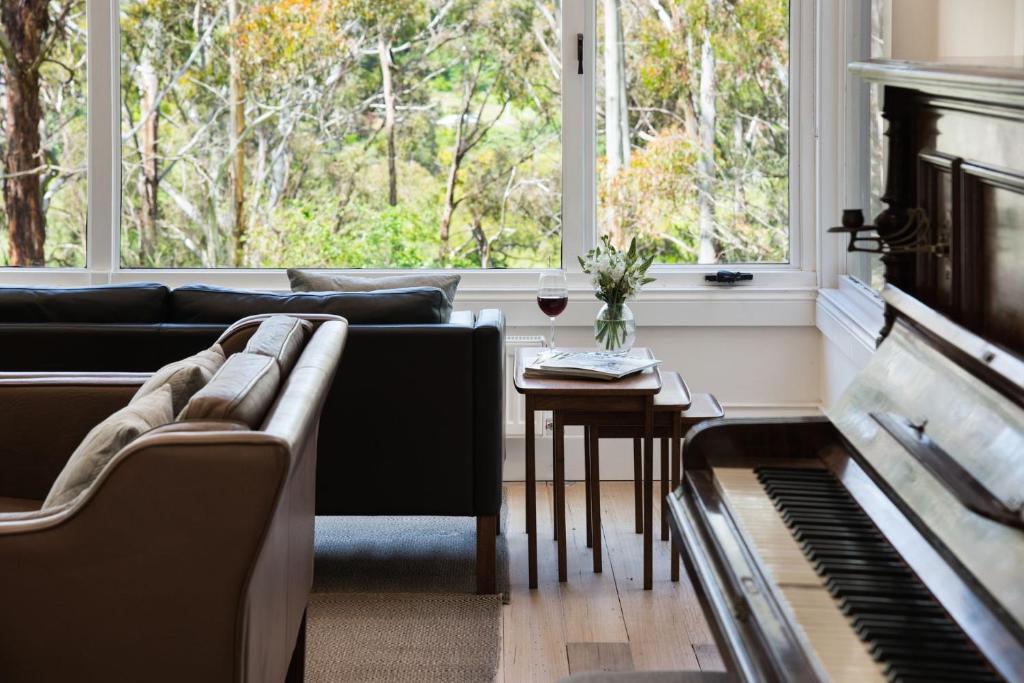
0 374 147 501
473 309 506 515
0 431 290 682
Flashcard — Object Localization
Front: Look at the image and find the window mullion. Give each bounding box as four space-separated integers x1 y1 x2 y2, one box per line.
85 0 117 282
560 1 592 274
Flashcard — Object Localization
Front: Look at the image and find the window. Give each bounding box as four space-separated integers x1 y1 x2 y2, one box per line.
0 1 88 267
119 0 561 269
596 0 790 264
1 0 819 279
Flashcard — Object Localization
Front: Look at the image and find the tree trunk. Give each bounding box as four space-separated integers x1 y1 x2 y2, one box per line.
439 71 474 265
603 0 629 247
136 25 160 263
378 33 398 207
2 0 49 266
696 19 718 264
471 215 490 268
229 0 247 267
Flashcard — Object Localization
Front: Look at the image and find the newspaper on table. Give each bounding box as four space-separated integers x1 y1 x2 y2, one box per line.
525 351 661 381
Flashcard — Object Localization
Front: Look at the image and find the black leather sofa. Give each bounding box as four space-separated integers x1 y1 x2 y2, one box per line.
0 282 505 591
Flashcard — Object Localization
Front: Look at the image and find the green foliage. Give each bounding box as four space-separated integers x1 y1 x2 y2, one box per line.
4 0 788 270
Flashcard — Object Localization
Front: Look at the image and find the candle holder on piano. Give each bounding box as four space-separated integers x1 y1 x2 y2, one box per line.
828 208 946 257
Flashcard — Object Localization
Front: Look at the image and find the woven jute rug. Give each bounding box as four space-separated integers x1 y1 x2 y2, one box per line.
306 500 508 682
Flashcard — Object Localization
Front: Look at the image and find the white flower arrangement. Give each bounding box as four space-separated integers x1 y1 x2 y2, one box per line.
579 235 655 307
579 236 655 351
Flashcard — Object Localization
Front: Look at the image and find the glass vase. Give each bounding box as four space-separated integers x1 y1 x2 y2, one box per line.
594 302 636 355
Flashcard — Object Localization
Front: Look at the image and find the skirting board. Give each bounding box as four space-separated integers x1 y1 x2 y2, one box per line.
502 403 821 481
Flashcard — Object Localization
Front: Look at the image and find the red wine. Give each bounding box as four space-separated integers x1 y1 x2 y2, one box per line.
537 295 568 317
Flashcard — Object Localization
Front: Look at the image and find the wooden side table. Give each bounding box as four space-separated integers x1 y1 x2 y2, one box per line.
583 371 692 576
514 348 662 590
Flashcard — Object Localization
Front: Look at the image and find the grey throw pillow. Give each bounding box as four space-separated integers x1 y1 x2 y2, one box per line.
287 269 460 304
132 344 227 414
43 384 174 509
244 316 312 375
178 353 281 429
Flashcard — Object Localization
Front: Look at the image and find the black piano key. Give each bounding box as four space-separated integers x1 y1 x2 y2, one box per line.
754 466 1004 683
869 639 978 658
884 659 1001 680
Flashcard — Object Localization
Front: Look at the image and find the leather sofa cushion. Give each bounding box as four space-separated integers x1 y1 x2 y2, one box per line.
43 384 174 509
0 283 169 323
244 316 312 375
178 353 280 428
0 496 42 513
132 344 227 414
169 285 452 325
288 269 461 305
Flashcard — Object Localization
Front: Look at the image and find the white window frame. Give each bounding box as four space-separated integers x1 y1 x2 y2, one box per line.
1 0 864 328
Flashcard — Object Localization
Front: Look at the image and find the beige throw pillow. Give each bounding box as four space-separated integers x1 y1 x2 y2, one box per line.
287 269 460 304
244 316 312 375
132 344 227 414
178 353 281 429
43 384 174 509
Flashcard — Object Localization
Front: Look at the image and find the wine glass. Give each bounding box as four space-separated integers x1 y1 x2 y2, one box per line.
538 270 569 354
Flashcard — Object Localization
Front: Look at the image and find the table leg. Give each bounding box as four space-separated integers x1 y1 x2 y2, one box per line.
660 438 670 541
584 425 593 549
590 426 602 573
632 439 643 534
553 411 568 582
644 398 654 590
525 398 538 589
671 414 682 582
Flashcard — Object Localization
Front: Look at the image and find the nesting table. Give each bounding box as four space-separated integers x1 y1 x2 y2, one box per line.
515 348 663 590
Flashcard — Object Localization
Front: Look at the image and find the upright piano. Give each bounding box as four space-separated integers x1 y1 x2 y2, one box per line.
669 61 1024 683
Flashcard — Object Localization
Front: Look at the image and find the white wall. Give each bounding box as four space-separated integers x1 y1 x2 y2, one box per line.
503 322 821 481
890 0 1024 62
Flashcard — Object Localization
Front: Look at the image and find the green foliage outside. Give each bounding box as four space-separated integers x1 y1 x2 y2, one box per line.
0 0 789 270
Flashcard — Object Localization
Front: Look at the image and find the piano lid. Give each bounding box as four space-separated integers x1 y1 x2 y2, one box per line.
827 285 1024 635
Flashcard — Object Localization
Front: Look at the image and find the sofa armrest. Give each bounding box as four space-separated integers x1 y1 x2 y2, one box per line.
0 374 147 501
0 433 290 682
473 309 506 516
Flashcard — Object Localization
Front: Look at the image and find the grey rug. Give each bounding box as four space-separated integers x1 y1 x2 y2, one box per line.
306 502 508 682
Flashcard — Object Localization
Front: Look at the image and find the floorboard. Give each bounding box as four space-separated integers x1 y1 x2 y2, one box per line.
499 481 722 682
566 642 635 674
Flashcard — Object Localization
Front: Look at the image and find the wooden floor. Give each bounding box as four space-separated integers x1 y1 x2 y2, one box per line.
497 481 726 682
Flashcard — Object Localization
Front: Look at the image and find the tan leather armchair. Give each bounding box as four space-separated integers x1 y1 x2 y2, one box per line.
0 315 347 683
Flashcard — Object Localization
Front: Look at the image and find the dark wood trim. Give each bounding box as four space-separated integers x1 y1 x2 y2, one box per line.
590 427 603 574
584 425 593 549
670 415 682 582
916 151 961 316
660 438 670 541
284 608 307 683
633 438 643 534
554 411 568 583
643 397 654 590
525 396 538 589
476 515 498 594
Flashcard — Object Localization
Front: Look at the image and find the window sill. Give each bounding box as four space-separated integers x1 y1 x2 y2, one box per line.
0 266 820 328
816 276 884 365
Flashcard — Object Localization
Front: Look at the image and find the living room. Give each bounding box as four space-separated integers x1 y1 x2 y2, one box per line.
1 1 1023 682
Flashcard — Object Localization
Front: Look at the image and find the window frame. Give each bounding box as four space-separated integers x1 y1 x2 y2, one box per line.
1 0 862 321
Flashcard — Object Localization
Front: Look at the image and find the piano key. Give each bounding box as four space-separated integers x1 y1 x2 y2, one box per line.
754 466 1002 681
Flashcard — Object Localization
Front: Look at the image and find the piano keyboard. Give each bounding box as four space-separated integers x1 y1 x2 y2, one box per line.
755 467 1003 683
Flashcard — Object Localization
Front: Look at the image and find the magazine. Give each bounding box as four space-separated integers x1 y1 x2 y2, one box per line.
525 351 661 381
